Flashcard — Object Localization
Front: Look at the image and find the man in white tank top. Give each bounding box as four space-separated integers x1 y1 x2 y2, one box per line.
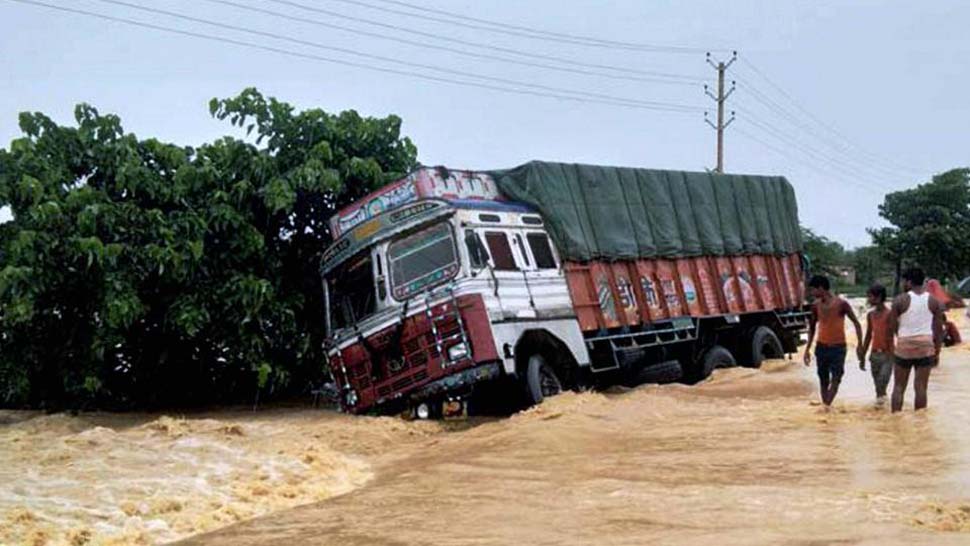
890 267 945 412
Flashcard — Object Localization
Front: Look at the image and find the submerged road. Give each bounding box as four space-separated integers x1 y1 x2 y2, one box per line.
181 348 970 544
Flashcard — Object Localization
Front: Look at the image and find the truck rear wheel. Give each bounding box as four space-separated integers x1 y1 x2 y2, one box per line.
684 345 735 384
525 354 562 405
745 326 784 368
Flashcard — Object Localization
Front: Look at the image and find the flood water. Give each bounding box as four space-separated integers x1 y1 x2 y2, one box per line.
4 313 970 545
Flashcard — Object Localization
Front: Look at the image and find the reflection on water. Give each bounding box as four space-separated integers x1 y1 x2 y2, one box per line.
4 314 970 545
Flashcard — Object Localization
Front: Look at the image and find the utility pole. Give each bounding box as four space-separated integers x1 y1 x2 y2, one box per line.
704 51 737 173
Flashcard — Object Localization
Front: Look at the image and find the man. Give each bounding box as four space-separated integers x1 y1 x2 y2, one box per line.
891 268 945 412
804 275 864 407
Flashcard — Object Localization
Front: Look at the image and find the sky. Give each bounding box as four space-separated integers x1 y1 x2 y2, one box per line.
1 0 967 248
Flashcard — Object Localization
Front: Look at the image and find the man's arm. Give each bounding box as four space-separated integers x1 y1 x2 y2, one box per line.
890 294 906 336
804 305 817 366
844 301 864 367
858 311 872 369
930 296 945 360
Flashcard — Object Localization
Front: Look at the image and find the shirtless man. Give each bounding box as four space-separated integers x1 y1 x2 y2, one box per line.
891 267 946 412
804 275 863 406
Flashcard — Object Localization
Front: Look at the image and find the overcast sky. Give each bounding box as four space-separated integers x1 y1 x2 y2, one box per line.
2 0 967 247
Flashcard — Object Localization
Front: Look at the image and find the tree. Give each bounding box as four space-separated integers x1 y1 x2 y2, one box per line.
801 226 847 278
847 245 893 288
0 88 418 408
870 168 970 288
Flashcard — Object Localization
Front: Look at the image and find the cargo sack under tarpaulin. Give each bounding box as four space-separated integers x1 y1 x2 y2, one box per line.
491 161 802 262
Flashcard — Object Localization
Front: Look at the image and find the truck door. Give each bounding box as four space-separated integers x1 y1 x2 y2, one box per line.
481 230 533 317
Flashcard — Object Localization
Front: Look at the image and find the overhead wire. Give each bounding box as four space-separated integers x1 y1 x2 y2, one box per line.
735 111 894 194
733 125 883 199
737 57 925 176
324 0 725 54
5 0 704 114
203 0 701 87
736 77 915 181
261 0 707 82
86 0 706 113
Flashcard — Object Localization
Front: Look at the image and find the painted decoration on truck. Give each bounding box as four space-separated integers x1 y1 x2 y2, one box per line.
616 275 637 311
597 274 617 323
330 168 503 238
661 279 682 314
640 276 660 309
720 273 737 304
681 276 698 304
737 271 756 307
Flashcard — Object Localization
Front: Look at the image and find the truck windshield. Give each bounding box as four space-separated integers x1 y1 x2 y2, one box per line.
328 253 375 330
387 222 459 299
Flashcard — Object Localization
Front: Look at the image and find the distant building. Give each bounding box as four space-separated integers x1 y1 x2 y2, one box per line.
835 265 856 286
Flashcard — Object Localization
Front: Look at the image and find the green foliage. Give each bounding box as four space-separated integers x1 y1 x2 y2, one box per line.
801 227 847 278
870 169 970 283
0 88 418 408
846 245 893 288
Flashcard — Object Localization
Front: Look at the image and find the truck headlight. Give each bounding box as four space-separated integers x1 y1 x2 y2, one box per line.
447 342 469 361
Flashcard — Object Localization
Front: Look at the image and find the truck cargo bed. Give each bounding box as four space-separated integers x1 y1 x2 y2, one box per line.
564 253 803 332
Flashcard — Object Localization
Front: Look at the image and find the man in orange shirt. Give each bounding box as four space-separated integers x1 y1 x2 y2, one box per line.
804 275 864 407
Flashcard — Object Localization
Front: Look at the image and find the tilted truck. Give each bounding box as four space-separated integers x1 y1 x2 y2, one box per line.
321 161 809 417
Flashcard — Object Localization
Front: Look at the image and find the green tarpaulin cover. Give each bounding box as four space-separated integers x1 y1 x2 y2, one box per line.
491 161 802 262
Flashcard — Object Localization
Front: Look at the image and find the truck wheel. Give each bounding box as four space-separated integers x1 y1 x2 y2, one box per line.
631 360 683 385
525 354 562 406
684 345 735 384
746 326 784 368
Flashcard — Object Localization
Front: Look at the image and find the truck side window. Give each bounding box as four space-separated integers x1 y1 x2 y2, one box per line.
484 232 518 271
464 229 488 269
527 233 557 269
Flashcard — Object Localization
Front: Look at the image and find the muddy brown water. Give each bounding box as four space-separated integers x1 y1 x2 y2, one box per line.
4 313 970 545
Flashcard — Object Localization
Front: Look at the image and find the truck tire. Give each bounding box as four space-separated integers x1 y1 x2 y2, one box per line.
525 354 562 406
746 326 784 368
684 345 735 384
632 359 683 385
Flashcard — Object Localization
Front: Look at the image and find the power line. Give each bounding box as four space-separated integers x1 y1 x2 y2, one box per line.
737 113 893 194
738 57 925 175
204 0 700 87
261 0 706 83
734 125 885 199
739 112 891 192
326 0 724 54
5 0 704 115
88 0 704 113
737 77 911 181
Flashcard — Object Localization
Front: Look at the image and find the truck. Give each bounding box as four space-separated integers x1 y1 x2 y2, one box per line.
321 161 809 417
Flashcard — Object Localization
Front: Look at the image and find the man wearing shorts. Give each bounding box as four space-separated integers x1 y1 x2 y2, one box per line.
891 268 945 412
804 275 863 406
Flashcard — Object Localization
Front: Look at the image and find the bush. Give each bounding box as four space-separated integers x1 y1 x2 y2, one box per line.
0 89 418 409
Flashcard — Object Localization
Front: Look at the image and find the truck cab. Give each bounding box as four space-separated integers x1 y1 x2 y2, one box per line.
322 168 590 416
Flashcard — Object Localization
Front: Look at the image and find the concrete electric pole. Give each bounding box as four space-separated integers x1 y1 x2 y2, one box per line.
705 51 737 173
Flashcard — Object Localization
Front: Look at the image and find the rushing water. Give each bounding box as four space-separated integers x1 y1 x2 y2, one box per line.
4 314 970 545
